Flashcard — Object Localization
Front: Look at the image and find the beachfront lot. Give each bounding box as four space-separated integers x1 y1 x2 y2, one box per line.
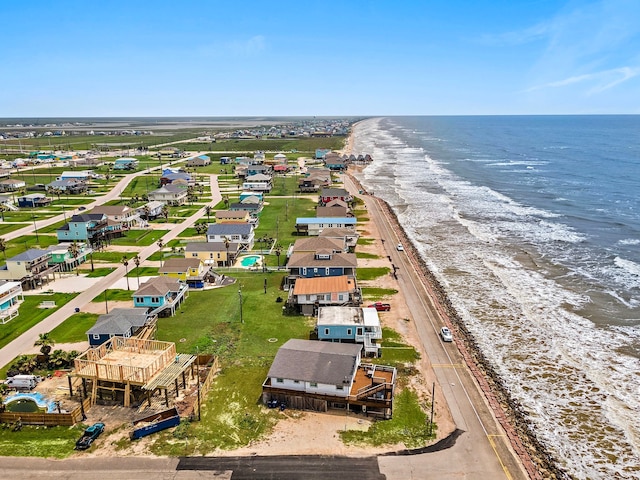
0 146 446 459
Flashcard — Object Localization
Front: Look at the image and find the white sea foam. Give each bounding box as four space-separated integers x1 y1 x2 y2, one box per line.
351 117 640 479
619 238 640 246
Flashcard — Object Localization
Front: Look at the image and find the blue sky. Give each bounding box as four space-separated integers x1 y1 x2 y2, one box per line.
3 0 640 116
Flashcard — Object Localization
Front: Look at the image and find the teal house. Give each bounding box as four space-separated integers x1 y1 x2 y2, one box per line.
133 277 189 317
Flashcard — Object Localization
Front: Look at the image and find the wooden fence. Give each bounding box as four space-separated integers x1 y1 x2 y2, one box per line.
0 397 91 426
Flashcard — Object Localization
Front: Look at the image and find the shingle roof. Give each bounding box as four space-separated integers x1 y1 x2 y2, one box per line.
267 339 361 385
185 242 240 253
292 237 345 252
134 277 183 296
287 251 357 268
87 308 151 335
207 223 252 235
10 249 49 262
158 258 202 273
292 275 353 295
295 217 356 225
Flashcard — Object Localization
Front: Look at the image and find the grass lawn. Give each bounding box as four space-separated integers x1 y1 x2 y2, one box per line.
0 293 77 352
339 389 434 448
90 289 134 303
109 229 169 246
253 197 317 246
0 425 85 459
357 267 391 281
80 267 116 277
357 237 375 245
361 287 398 300
48 312 98 343
0 223 29 235
356 252 380 259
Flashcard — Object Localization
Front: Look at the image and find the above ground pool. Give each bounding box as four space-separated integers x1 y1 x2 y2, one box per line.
3 392 57 413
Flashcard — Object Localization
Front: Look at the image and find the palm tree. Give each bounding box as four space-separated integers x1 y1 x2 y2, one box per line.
157 239 165 267
121 255 130 290
223 195 229 208
274 243 282 268
34 333 55 363
142 205 151 220
67 241 81 275
0 204 8 222
224 236 231 268
0 237 6 260
133 255 141 288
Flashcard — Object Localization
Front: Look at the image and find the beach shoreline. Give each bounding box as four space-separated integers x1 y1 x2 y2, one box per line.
344 126 566 479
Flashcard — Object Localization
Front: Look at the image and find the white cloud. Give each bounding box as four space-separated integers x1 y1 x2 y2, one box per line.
525 66 640 94
196 35 266 57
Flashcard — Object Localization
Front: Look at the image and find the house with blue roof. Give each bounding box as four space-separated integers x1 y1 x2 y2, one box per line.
0 248 57 290
295 217 357 236
86 308 157 347
206 223 254 251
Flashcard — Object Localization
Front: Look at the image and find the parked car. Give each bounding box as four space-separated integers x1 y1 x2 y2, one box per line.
75 422 105 450
368 302 391 312
396 243 404 251
440 327 453 342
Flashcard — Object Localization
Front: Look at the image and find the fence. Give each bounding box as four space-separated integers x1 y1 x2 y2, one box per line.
0 397 91 426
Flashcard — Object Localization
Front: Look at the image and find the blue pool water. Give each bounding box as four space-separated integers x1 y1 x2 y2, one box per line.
240 255 261 267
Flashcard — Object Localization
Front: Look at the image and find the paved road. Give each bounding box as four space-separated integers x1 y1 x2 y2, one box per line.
0 166 220 369
343 174 528 480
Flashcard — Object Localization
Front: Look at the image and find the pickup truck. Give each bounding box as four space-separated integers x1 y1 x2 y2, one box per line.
75 422 105 450
368 302 391 312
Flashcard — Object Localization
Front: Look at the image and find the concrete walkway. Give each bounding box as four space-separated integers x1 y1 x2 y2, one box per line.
0 171 221 369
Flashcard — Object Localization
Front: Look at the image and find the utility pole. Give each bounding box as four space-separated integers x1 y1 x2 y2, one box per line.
238 286 243 323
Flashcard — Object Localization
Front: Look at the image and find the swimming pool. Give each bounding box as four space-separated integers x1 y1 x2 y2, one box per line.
240 255 261 267
4 392 57 413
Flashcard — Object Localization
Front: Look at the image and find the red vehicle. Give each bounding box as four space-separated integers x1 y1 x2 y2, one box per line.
368 302 391 312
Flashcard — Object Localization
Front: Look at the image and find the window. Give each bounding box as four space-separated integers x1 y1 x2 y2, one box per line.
324 328 330 335
293 380 300 384
325 268 330 275
336 385 344 390
92 334 100 340
310 382 318 388
276 378 284 383
347 328 352 336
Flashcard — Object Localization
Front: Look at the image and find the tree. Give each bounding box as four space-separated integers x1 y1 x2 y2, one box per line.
142 205 151 220
0 237 6 260
121 255 130 290
204 205 212 223
224 236 231 268
161 205 169 220
67 241 81 275
133 255 141 288
274 243 283 268
0 204 8 222
157 239 165 267
194 222 207 236
223 195 229 208
34 333 55 362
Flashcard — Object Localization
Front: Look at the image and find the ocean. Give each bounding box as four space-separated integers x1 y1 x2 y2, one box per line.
351 116 640 479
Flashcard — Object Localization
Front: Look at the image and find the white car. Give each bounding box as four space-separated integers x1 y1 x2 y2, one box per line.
396 243 404 251
440 327 453 342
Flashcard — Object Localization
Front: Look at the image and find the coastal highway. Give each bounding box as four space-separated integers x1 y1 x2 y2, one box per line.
344 174 531 480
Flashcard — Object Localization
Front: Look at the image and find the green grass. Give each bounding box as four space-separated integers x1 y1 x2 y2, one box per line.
0 223 29 235
0 293 77 352
253 197 317 246
339 389 433 448
48 312 98 343
361 287 398 299
357 267 391 281
80 267 116 277
356 252 380 259
148 364 278 455
90 289 134 303
357 237 375 245
109 229 169 246
91 251 139 262
0 425 85 459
